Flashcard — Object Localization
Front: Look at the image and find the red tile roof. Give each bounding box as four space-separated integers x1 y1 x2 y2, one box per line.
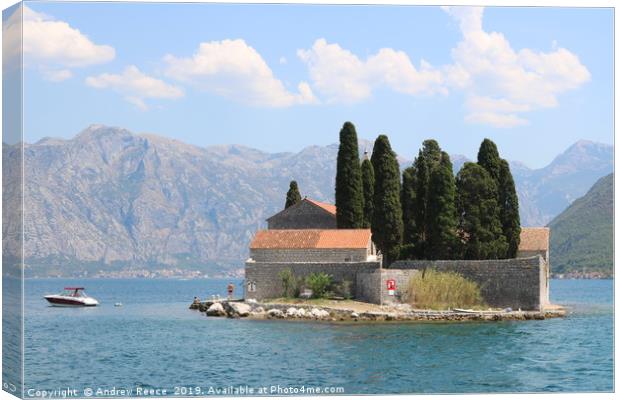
519 227 550 251
250 229 371 249
305 198 337 215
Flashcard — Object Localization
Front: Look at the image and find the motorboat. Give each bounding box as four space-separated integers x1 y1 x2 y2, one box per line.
44 287 99 307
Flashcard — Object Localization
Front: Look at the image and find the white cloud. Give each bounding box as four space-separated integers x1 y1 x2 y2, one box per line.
22 5 115 71
2 5 115 80
279 56 287 64
443 6 590 127
164 39 316 107
85 65 184 110
297 39 444 104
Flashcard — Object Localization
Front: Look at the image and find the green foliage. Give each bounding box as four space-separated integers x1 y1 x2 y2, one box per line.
398 243 417 260
371 135 403 265
405 269 485 310
410 140 443 258
456 162 507 260
498 159 521 258
335 122 365 228
401 166 417 246
285 181 302 209
278 268 298 297
548 173 613 276
305 272 333 299
477 138 501 182
361 158 375 228
425 152 458 259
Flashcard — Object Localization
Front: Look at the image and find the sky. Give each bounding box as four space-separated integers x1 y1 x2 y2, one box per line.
4 2 614 168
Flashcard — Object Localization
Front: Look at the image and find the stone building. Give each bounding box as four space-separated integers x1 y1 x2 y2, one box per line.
245 199 552 311
267 198 337 229
517 227 550 261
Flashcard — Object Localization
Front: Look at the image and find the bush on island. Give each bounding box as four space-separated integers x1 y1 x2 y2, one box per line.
405 269 484 310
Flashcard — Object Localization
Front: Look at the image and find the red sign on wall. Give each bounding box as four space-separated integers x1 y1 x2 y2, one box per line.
387 279 396 292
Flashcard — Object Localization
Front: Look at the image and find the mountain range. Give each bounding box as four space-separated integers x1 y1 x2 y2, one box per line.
3 125 613 276
548 173 613 277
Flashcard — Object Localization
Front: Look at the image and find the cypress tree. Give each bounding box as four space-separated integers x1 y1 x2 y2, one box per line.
411 139 443 258
477 138 502 182
371 135 403 265
499 159 521 258
335 122 364 228
456 162 507 260
361 158 375 228
426 152 458 260
401 166 417 245
285 180 302 209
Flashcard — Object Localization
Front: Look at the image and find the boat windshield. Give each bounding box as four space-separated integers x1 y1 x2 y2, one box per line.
61 289 84 297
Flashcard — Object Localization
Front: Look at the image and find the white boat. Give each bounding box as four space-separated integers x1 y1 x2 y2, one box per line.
44 287 99 307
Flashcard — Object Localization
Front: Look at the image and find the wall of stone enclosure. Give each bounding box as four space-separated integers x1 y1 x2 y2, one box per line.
389 256 548 311
245 261 380 300
250 248 368 263
356 269 420 305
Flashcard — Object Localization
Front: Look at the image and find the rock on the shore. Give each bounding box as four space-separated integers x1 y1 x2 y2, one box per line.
267 309 284 318
310 308 330 319
225 302 252 318
206 302 226 317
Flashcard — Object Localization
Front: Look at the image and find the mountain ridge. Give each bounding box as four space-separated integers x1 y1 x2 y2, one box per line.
6 125 613 276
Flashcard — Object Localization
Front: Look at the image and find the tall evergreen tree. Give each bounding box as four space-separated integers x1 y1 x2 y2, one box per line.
401 166 417 245
426 152 458 260
410 140 443 257
499 159 521 258
285 180 302 209
361 157 375 228
335 122 364 228
477 138 502 182
456 163 508 260
371 135 403 265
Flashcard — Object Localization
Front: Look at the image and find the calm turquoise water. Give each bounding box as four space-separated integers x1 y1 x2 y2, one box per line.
18 278 613 396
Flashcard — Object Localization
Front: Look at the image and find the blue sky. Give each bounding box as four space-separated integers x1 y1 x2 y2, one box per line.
11 2 614 168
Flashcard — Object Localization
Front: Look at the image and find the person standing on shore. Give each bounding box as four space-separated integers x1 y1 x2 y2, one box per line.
227 282 235 300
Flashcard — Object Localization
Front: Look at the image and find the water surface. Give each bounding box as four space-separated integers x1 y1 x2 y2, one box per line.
22 278 613 395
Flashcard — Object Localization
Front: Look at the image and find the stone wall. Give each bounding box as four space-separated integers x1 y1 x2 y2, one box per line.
244 261 380 300
356 269 420 305
250 248 369 263
390 256 548 311
267 201 336 229
517 249 548 262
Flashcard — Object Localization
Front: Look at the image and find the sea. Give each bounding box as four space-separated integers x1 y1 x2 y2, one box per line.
7 278 615 396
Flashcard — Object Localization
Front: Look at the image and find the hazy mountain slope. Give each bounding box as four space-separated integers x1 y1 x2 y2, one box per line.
5 125 612 276
548 173 613 276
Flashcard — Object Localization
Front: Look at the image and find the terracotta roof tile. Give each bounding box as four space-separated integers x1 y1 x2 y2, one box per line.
250 229 371 249
305 199 337 215
518 227 550 251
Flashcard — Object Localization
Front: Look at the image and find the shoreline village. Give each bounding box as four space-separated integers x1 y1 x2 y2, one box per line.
192 122 565 322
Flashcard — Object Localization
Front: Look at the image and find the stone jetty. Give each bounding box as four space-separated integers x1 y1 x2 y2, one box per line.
190 299 566 322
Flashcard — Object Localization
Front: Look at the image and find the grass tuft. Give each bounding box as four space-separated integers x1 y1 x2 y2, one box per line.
405 269 485 310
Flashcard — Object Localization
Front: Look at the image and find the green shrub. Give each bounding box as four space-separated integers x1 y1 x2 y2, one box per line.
305 272 333 299
278 268 297 298
405 268 485 310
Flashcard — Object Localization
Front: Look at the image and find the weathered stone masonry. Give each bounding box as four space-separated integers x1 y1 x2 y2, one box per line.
245 261 381 300
250 248 370 263
389 256 549 311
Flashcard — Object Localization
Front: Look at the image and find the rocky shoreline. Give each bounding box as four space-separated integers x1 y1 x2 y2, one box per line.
190 300 566 322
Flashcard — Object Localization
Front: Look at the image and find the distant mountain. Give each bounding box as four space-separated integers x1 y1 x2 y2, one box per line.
548 173 613 277
511 140 613 226
3 125 613 276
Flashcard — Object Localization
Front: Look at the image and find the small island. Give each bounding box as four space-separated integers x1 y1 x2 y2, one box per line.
192 122 565 321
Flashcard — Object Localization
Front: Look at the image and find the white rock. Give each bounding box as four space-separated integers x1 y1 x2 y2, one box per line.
254 306 265 313
246 298 257 304
267 308 284 318
206 302 226 317
286 307 299 317
351 312 359 318
310 308 330 319
229 302 252 317
297 308 307 317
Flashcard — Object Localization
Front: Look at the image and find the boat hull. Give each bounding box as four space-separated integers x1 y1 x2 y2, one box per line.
44 296 99 307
